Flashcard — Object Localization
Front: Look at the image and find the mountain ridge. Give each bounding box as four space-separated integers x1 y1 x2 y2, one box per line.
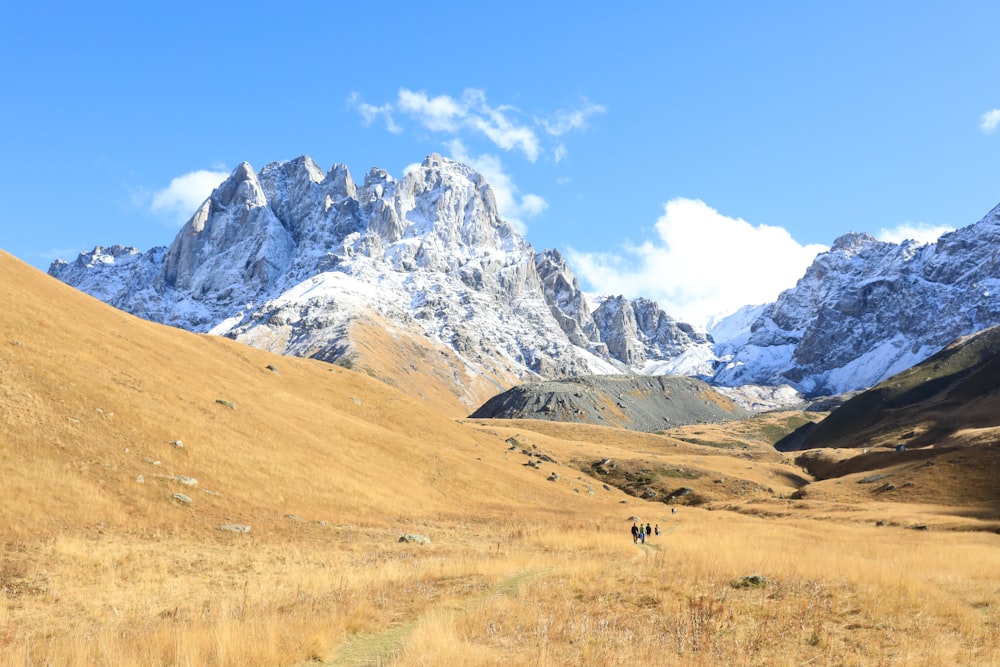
713 203 1000 396
48 153 1000 412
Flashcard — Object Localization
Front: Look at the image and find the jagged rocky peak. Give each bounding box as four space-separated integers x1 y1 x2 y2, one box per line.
360 165 402 242
395 153 515 251
212 162 266 209
592 295 712 368
535 249 606 354
592 296 646 366
714 200 1000 395
359 153 534 292
829 231 877 253
52 244 142 271
255 155 364 253
45 152 713 412
160 160 293 295
324 163 357 201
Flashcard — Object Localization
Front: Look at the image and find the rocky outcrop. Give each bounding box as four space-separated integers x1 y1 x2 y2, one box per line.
534 248 608 355
593 296 715 375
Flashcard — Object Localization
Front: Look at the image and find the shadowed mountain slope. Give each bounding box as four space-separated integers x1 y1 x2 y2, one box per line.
783 324 1000 453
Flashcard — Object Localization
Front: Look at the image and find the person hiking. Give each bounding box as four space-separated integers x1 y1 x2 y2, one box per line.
639 528 645 544
631 523 639 544
645 523 652 537
654 524 661 537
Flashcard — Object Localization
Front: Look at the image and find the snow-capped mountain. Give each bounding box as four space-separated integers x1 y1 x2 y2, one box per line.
53 154 702 413
711 203 1000 396
50 153 1000 411
592 295 716 376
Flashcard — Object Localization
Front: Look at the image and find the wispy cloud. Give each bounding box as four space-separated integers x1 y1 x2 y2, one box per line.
347 92 402 134
397 89 466 132
539 100 606 136
395 87 541 160
348 87 600 233
348 87 603 163
875 221 953 244
566 198 827 328
150 169 229 225
980 109 1000 134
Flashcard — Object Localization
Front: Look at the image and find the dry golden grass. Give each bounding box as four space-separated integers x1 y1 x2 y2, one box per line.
342 318 517 418
3 250 1000 666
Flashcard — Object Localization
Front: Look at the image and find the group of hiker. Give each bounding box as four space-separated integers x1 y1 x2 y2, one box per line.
630 521 660 544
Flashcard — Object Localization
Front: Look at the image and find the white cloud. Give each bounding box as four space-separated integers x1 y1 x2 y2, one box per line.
520 193 548 217
349 88 602 164
875 222 953 245
540 100 606 136
395 88 541 161
346 92 401 133
446 140 547 235
348 87 600 235
566 198 827 328
150 169 229 225
980 109 1000 134
397 89 464 132
471 109 540 162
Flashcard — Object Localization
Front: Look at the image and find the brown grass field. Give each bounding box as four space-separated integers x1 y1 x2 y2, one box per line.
2 250 999 666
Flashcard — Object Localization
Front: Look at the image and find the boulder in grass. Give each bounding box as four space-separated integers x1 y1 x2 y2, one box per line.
219 524 251 534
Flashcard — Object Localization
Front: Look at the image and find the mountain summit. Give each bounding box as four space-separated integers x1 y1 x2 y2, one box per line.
51 155 712 413
50 154 1000 411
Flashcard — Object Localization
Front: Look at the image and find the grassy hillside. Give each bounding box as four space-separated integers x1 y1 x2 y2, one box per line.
2 250 999 666
0 252 576 536
791 324 1000 452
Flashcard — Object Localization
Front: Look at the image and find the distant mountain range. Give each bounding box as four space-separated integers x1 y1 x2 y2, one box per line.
49 154 1000 414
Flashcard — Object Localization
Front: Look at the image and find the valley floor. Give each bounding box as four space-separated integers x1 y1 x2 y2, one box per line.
4 475 999 666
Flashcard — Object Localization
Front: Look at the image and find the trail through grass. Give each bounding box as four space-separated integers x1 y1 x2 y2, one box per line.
321 568 552 666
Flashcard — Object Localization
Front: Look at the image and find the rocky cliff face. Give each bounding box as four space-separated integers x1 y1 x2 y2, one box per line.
534 248 608 355
593 296 713 370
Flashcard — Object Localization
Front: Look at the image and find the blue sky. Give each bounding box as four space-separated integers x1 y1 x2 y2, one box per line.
3 1 999 325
